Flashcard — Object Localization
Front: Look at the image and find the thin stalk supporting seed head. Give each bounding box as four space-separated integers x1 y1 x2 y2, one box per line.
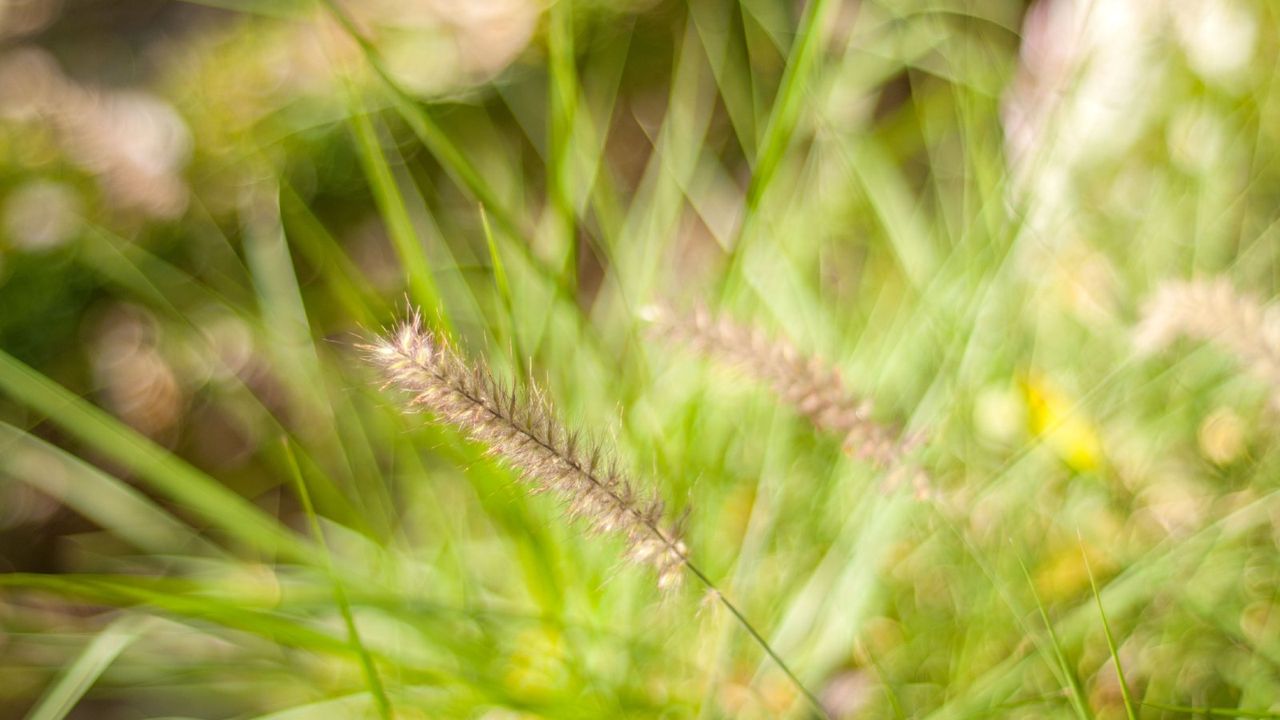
363 310 688 590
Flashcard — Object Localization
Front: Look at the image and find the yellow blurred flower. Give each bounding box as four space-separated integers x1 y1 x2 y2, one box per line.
1021 372 1103 472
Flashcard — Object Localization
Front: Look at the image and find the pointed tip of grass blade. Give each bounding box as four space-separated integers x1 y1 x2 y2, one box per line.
1013 548 1095 720
1080 536 1137 720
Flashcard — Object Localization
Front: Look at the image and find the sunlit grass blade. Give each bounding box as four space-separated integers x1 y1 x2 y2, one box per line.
745 0 837 209
346 98 450 333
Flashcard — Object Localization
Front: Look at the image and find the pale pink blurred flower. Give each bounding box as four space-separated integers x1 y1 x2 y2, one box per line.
325 0 538 94
0 0 61 41
56 88 192 218
91 305 185 442
0 46 64 120
0 47 191 218
1002 0 1165 228
3 180 81 251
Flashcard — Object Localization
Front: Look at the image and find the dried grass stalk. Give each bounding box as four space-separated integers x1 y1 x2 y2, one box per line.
364 310 687 590
1136 277 1280 404
645 304 923 472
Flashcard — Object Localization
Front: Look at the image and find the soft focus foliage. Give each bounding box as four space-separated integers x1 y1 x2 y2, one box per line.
1 0 1280 718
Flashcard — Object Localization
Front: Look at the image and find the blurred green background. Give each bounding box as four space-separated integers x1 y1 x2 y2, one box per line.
1 0 1279 717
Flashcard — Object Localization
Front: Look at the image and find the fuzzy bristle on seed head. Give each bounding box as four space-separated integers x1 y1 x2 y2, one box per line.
645 303 924 471
1136 277 1280 408
364 310 688 591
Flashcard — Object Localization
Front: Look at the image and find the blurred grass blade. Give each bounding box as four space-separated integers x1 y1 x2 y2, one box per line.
0 350 315 563
347 101 450 333
0 423 221 557
690 0 760 163
479 205 525 379
547 0 579 286
1082 543 1138 720
0 573 365 659
319 0 526 244
1015 552 1094 720
746 0 839 210
246 692 381 720
1140 701 1280 718
282 439 393 720
278 180 387 327
23 615 151 720
242 188 387 534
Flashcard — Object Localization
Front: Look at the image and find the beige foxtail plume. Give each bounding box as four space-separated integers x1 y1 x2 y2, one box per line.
364 310 687 590
366 309 834 716
644 304 925 470
1136 276 1280 406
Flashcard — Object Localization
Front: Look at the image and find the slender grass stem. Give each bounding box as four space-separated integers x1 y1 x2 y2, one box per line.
282 439 394 720
681 559 830 719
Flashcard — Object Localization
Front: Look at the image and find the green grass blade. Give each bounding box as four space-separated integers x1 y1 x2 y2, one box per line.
282 439 393 720
278 180 387 327
745 0 838 211
0 423 220 558
547 0 579 287
319 0 527 245
1014 551 1095 720
245 691 380 720
0 350 315 564
1082 541 1138 720
347 100 450 333
0 574 352 656
23 615 151 720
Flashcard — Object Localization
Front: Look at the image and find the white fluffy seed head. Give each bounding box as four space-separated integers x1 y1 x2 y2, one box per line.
364 310 688 591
